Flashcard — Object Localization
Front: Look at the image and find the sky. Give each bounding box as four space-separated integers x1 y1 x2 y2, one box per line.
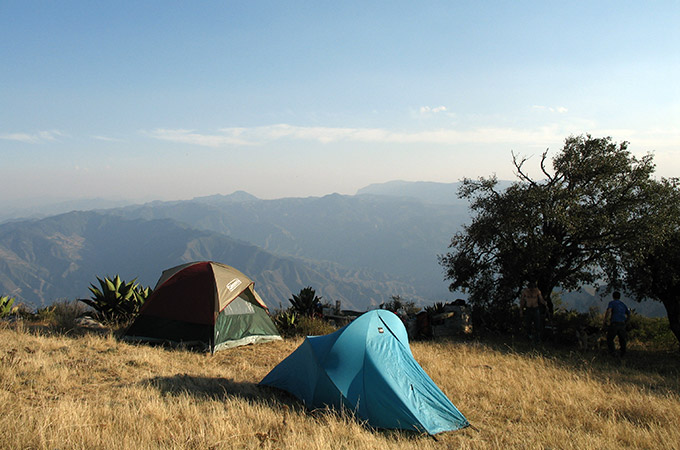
1 1 679 207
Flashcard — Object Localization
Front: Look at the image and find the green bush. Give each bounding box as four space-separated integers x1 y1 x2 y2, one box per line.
34 304 57 323
628 313 677 350
383 295 421 316
273 309 336 337
272 310 298 337
549 308 598 347
289 286 322 317
0 295 17 318
80 275 151 324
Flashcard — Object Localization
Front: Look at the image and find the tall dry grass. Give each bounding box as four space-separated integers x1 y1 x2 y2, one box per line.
1 321 678 449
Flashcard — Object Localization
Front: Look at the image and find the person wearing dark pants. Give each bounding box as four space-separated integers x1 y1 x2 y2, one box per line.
603 291 630 356
520 281 547 344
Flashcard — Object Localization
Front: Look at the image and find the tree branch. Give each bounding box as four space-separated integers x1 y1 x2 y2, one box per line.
511 151 537 185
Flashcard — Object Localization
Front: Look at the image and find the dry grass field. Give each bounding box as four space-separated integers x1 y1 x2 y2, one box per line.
1 321 679 450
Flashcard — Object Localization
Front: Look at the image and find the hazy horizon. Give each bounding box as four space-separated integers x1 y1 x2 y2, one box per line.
0 178 462 212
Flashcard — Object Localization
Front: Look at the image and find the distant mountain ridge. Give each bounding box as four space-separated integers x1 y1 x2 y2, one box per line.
0 180 667 317
356 179 514 205
109 192 471 301
357 180 467 205
0 198 135 224
0 211 417 310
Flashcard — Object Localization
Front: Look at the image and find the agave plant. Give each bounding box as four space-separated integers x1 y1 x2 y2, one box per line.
0 295 17 318
272 310 298 336
425 302 446 316
80 275 151 323
289 286 322 317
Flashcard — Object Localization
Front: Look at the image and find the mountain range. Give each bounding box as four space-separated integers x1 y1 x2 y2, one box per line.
0 181 666 317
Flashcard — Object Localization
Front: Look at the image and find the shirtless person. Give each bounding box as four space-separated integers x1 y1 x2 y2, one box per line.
520 281 547 343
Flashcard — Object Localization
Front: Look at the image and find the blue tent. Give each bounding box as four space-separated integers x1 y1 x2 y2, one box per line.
259 310 469 435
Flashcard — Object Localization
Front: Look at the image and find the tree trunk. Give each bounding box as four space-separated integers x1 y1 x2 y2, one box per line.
538 282 555 316
662 296 680 351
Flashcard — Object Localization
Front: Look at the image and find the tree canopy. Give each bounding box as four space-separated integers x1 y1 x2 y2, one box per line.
439 135 680 346
619 178 680 347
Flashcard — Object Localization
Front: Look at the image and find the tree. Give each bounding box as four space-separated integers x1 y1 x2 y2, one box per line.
381 295 421 316
439 135 665 320
619 178 680 349
289 286 322 317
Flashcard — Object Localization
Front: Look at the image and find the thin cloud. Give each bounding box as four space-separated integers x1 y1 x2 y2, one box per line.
91 135 124 143
143 128 255 147
145 124 569 147
0 130 65 143
532 105 569 114
419 105 448 115
144 123 677 150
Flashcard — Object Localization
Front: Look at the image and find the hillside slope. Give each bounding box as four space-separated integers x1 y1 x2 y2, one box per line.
0 211 416 310
111 192 470 300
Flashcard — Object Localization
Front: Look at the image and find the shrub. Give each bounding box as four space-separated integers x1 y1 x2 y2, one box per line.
0 295 17 318
628 313 677 351
24 300 91 331
383 295 421 316
51 300 89 331
424 302 445 316
272 310 298 337
470 303 524 336
34 304 56 323
549 308 596 347
273 309 336 337
295 316 337 337
80 275 151 324
289 286 322 317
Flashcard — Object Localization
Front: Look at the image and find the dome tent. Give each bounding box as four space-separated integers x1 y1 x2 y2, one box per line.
123 261 281 352
259 309 469 435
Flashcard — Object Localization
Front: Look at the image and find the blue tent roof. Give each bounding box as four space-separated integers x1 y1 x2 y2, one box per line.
259 310 469 435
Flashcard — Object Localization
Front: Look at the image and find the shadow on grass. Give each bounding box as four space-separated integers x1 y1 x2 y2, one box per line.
143 373 306 413
143 374 441 441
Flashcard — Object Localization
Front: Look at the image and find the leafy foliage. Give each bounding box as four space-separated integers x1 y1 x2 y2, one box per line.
440 135 669 319
289 286 322 317
272 309 336 337
621 191 680 350
0 295 17 318
628 314 678 351
424 302 445 316
272 310 298 337
381 295 421 316
80 275 151 324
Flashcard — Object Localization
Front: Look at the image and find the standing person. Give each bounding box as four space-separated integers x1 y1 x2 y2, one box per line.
603 291 630 356
520 281 547 343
